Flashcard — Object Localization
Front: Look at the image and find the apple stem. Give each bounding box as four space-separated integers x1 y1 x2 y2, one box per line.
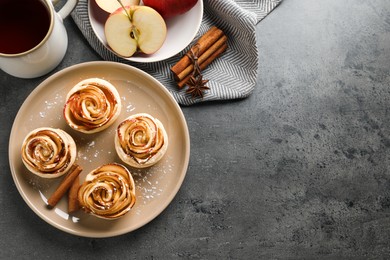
116 0 132 22
116 0 139 41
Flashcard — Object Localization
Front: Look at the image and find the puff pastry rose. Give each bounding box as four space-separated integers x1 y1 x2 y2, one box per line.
78 163 136 220
115 113 168 168
63 78 121 134
21 127 77 178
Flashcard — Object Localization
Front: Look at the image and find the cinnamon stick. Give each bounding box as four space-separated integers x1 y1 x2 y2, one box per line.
171 26 224 77
47 164 82 208
178 43 228 88
68 175 80 213
176 35 228 82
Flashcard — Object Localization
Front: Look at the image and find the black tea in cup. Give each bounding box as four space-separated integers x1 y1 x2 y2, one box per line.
0 0 51 55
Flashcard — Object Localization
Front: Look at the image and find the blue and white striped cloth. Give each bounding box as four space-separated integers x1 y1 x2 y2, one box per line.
71 0 282 105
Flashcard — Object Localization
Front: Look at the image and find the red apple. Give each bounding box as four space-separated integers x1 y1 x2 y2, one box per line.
142 0 198 19
104 5 167 57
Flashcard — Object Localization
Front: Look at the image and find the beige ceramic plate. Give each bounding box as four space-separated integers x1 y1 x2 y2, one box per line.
88 0 203 62
9 61 190 238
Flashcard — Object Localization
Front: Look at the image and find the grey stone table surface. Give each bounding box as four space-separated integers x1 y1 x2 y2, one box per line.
1 0 390 259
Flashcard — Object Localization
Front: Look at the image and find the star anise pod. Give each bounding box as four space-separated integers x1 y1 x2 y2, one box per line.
186 74 210 99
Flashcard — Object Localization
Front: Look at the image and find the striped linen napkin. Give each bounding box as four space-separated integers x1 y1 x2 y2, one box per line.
71 0 282 105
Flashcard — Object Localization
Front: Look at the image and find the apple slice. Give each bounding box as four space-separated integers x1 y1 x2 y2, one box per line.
132 7 167 54
95 0 140 14
105 9 137 57
104 6 167 57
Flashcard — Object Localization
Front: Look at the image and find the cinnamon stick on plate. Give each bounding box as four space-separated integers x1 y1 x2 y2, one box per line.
68 175 80 213
171 26 228 88
47 164 82 208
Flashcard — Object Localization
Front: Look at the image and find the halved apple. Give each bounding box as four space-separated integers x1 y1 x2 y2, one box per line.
104 6 167 57
95 0 140 14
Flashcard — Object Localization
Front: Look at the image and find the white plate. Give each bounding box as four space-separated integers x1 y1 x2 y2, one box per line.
9 61 190 238
88 0 203 62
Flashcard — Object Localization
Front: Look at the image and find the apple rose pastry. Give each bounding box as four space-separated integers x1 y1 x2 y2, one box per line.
63 78 121 134
78 163 136 220
21 127 77 178
115 113 168 168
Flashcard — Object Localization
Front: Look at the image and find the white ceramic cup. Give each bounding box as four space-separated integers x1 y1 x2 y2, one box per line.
0 0 78 78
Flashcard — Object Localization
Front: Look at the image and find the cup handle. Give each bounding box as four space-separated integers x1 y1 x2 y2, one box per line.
56 0 79 20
